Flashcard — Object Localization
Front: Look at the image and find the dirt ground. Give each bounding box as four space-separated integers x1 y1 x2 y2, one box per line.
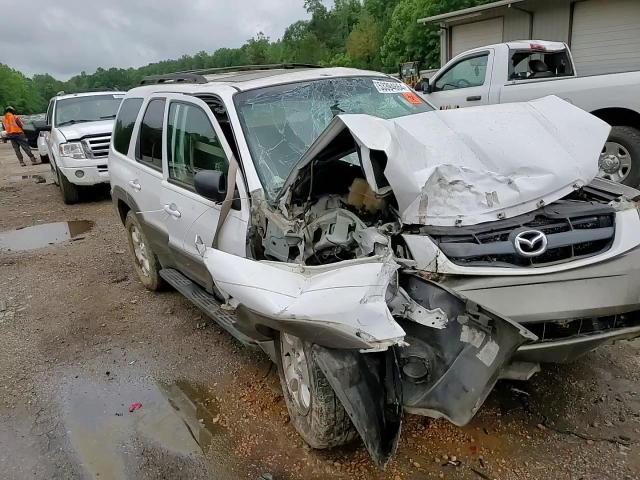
0 141 638 480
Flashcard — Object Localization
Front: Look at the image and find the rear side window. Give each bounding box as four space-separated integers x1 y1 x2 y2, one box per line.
509 50 574 80
136 98 166 171
113 98 143 155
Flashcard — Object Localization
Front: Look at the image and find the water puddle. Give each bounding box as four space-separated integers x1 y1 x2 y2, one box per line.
8 173 49 184
60 376 238 480
0 220 93 252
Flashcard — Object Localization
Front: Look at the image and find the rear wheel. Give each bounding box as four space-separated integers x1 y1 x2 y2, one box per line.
599 126 640 187
276 333 357 449
125 211 164 291
57 168 79 204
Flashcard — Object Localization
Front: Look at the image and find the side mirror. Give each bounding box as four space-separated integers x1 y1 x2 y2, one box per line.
194 170 227 202
38 125 52 133
418 78 430 93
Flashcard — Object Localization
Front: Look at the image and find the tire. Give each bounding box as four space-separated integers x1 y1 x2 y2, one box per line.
40 154 49 164
51 162 59 186
600 126 640 187
276 332 357 449
57 168 80 204
125 211 165 291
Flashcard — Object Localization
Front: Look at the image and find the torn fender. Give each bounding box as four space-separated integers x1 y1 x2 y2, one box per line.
397 273 537 425
202 248 406 349
311 345 402 468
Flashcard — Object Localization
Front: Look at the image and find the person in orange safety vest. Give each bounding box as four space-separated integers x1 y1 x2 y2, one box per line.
3 106 37 166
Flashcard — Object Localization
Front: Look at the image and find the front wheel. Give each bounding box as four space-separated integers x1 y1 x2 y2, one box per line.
57 167 79 204
276 333 357 449
599 126 640 187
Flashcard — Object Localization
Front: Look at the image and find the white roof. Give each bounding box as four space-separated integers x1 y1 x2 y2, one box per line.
55 91 125 100
129 67 393 96
504 40 567 52
452 40 568 59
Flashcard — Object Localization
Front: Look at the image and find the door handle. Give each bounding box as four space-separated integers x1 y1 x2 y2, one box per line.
128 179 141 191
194 234 206 257
163 203 182 218
466 95 482 102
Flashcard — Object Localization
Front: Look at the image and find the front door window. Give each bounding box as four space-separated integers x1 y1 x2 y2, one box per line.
166 102 229 189
433 53 489 91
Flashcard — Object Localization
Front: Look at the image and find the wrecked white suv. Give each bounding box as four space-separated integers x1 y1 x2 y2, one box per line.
109 66 640 466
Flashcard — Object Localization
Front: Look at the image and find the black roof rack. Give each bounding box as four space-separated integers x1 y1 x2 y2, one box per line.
140 63 323 85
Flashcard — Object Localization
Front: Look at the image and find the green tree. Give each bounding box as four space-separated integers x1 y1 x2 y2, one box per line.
382 0 492 70
0 64 44 113
346 12 382 69
245 32 272 64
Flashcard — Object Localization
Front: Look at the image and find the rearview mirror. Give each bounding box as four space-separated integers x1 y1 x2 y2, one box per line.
194 170 227 202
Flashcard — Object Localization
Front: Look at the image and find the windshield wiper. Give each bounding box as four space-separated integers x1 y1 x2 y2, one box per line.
100 114 116 119
56 119 94 127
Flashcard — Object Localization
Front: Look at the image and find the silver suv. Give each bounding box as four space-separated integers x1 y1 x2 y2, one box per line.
109 65 640 466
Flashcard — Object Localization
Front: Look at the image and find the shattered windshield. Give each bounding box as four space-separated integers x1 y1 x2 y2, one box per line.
235 76 432 197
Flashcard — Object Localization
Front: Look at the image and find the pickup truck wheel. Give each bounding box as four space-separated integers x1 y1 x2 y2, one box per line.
125 211 164 291
276 332 357 449
57 168 80 204
599 126 640 186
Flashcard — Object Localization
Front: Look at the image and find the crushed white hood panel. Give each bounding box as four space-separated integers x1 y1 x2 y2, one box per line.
203 249 406 346
287 96 610 226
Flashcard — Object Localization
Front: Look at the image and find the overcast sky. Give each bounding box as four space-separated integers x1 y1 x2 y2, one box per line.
0 0 311 80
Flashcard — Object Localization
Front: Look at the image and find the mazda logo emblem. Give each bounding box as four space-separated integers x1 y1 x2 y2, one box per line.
514 230 548 257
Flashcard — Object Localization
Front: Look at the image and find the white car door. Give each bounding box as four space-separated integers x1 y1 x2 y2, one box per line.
110 95 170 259
160 94 249 289
426 50 493 109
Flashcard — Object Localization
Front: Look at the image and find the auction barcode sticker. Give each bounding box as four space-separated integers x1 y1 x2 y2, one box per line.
372 80 411 94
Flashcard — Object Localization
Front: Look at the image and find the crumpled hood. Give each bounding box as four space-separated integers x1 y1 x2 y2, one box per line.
58 120 114 141
283 96 610 226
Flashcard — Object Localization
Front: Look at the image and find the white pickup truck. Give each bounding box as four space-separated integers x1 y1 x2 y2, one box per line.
42 91 124 204
419 40 640 186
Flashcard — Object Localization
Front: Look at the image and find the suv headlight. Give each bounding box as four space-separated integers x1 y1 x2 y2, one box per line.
59 142 86 159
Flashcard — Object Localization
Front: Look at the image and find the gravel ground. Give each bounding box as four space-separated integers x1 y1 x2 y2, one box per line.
0 141 638 480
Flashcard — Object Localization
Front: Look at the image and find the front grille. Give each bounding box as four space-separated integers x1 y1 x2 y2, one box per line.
428 201 616 268
82 134 111 159
525 312 640 343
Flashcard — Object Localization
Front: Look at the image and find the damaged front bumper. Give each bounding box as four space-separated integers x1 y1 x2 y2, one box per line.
203 248 535 466
313 274 534 466
441 245 640 363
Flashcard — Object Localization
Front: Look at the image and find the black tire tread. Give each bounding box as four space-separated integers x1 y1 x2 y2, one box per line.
276 336 357 449
607 126 640 187
58 168 79 204
124 211 165 291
